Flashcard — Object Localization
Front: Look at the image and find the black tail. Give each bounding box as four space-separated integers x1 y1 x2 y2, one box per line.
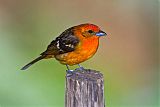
21 55 45 70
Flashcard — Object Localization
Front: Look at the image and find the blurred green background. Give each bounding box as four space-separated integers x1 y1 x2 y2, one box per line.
0 0 159 107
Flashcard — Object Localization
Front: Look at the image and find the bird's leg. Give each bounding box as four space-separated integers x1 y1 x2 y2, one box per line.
77 64 85 71
66 64 74 74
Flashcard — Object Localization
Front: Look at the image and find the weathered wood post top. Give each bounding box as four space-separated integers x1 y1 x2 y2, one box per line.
65 69 105 107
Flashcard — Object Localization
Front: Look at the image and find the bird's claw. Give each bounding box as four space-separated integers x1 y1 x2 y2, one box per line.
66 70 74 77
76 67 85 71
66 69 74 74
77 64 85 71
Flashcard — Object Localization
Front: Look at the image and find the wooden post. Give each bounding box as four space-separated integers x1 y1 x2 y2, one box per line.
65 69 105 107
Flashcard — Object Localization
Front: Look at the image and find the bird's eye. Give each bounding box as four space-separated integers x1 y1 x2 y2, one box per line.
88 30 94 33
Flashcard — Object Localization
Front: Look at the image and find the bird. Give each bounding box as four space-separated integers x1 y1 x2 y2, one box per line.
21 23 107 72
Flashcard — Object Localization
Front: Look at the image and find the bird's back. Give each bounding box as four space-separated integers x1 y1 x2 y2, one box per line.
41 27 79 58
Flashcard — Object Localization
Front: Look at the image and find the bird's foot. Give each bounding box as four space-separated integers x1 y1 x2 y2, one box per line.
76 67 85 71
66 69 74 74
66 70 74 77
66 65 74 74
76 64 85 71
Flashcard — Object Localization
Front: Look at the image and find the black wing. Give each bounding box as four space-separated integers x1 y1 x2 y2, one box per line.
41 27 79 55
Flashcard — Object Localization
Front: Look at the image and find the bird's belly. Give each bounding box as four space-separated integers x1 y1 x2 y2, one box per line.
55 40 99 65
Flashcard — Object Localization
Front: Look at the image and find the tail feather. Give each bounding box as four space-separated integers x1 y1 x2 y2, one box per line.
21 55 45 70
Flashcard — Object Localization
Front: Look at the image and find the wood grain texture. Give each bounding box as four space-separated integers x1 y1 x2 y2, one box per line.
65 69 105 107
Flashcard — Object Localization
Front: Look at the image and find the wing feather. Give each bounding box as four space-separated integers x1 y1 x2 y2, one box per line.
41 27 79 56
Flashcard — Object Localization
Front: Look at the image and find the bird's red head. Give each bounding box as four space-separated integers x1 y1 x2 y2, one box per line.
74 23 107 39
80 23 100 32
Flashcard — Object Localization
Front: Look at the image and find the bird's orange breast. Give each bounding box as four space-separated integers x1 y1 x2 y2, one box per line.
55 36 99 65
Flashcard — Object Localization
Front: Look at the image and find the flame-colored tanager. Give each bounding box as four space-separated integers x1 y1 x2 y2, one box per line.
21 23 107 72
